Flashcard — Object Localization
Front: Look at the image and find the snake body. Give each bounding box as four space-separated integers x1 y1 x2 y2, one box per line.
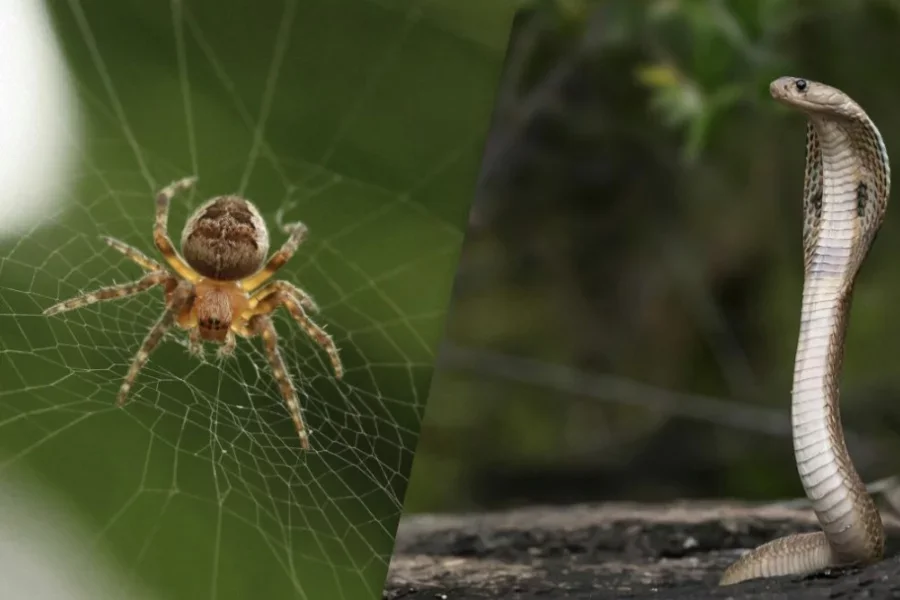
719 77 890 585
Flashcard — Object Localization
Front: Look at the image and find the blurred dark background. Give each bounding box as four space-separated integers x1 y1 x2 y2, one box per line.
403 0 900 514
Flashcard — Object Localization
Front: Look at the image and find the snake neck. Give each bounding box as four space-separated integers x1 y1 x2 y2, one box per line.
791 120 883 563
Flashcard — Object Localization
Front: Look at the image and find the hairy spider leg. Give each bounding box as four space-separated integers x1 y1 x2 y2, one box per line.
43 271 172 316
116 280 195 406
240 221 309 293
188 328 204 358
246 281 343 379
217 330 237 359
247 313 310 449
254 277 319 314
154 176 202 282
101 236 163 272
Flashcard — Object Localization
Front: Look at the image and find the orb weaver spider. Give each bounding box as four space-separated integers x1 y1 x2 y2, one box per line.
44 177 343 449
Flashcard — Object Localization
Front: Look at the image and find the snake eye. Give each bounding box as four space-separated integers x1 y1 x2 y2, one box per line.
794 78 808 92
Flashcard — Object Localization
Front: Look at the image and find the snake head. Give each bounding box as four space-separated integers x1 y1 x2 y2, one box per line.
769 76 859 117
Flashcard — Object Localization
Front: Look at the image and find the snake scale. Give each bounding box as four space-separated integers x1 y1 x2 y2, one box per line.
720 77 891 585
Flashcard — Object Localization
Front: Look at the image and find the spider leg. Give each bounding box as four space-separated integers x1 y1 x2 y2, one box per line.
240 221 308 292
249 314 310 449
247 281 343 379
188 328 204 359
44 271 172 316
154 176 201 282
293 288 319 313
216 330 236 359
117 280 195 406
101 236 162 272
262 282 318 313
280 284 318 313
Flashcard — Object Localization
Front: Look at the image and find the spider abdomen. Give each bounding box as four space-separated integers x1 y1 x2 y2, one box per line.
181 195 270 280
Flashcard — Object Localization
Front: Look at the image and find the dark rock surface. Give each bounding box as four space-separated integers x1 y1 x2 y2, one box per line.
384 502 900 599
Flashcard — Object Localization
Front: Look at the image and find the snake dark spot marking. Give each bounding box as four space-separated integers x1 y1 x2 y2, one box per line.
811 189 822 216
856 182 868 217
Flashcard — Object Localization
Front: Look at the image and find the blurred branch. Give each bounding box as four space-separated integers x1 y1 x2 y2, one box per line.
436 343 883 465
469 3 626 233
439 342 785 434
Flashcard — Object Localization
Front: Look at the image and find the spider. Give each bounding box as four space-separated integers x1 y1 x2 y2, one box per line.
43 176 343 449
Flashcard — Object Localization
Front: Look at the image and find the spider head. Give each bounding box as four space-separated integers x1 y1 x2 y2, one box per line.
195 287 233 342
181 196 270 281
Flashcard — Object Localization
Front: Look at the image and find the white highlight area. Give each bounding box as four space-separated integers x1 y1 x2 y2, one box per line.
0 2 139 598
0 469 158 600
0 0 81 238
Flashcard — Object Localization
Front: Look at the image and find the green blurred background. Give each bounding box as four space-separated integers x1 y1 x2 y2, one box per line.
403 0 900 514
0 1 515 599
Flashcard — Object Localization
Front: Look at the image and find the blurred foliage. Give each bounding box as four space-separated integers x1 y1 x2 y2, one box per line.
0 1 515 599
404 0 900 513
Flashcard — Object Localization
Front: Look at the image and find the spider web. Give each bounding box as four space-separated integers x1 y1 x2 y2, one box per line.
0 1 514 599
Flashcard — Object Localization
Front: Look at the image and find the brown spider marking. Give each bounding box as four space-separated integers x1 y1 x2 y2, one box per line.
43 176 343 449
181 196 270 280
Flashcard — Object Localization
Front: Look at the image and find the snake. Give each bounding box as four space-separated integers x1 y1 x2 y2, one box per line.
719 77 891 585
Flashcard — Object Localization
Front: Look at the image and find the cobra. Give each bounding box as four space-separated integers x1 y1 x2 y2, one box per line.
720 77 890 585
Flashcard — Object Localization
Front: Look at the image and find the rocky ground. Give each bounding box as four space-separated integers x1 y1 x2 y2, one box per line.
384 502 900 599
